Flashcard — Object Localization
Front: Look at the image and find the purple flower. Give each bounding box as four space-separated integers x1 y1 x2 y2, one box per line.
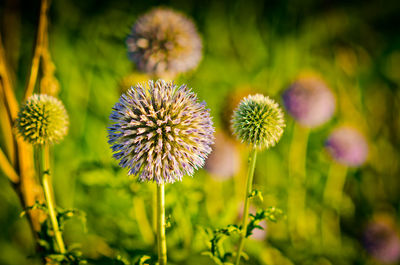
204 132 240 180
363 218 400 263
108 80 214 184
126 7 202 78
282 77 335 127
325 126 368 167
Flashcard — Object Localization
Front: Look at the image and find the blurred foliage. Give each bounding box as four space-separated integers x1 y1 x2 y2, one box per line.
1 0 400 264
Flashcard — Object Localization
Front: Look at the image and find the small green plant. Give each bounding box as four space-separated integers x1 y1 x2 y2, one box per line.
22 202 87 264
203 203 285 264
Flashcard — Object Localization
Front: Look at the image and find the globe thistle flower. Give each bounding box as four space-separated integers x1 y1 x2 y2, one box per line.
108 80 214 184
126 7 202 78
325 126 368 167
232 94 285 149
363 218 400 264
15 94 69 145
205 132 240 180
282 76 335 128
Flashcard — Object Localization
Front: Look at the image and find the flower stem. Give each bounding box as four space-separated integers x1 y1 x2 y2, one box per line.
287 124 309 242
235 147 257 265
157 182 167 265
39 144 66 254
321 162 348 250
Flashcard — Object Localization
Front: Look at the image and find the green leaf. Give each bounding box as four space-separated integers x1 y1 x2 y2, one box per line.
248 189 263 203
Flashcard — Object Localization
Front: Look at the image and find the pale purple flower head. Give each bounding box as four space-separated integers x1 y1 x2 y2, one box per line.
363 219 400 263
282 77 335 127
325 126 368 167
126 7 202 78
204 132 240 180
108 80 214 184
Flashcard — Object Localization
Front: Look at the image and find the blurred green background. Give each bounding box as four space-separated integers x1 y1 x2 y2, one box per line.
1 0 400 264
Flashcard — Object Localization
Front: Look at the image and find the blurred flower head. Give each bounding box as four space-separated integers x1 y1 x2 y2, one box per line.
232 94 285 149
282 76 335 128
126 7 202 78
15 94 69 145
108 80 214 184
205 132 240 180
363 217 400 264
325 126 368 167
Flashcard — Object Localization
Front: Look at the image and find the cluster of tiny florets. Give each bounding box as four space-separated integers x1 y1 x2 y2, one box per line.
232 94 285 149
126 7 202 78
15 94 69 145
108 80 214 184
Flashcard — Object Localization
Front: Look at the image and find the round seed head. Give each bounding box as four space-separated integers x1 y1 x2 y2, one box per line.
325 126 368 167
15 94 69 145
232 94 285 149
126 7 202 78
108 80 214 184
282 76 335 128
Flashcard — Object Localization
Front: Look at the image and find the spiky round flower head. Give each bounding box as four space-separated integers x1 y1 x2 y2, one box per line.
325 126 368 167
108 80 214 184
126 7 202 78
282 76 335 128
15 94 69 145
232 94 285 149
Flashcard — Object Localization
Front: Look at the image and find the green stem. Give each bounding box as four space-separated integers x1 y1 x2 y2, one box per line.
235 147 257 265
323 162 348 209
287 124 309 241
321 162 348 250
39 144 66 254
157 183 167 265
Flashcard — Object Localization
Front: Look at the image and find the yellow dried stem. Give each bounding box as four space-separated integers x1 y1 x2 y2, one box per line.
24 0 49 99
0 148 19 183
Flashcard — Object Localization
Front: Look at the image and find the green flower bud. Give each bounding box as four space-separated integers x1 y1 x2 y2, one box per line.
232 94 285 149
15 94 69 145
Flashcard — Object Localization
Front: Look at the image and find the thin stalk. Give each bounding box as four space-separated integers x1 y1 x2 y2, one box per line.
132 197 154 245
39 144 66 254
157 183 167 265
287 124 309 242
235 147 257 265
24 0 48 100
323 162 348 209
321 162 348 250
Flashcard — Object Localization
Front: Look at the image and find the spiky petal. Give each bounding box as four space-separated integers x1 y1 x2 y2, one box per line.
126 7 202 78
232 94 285 150
15 94 69 145
108 80 214 184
